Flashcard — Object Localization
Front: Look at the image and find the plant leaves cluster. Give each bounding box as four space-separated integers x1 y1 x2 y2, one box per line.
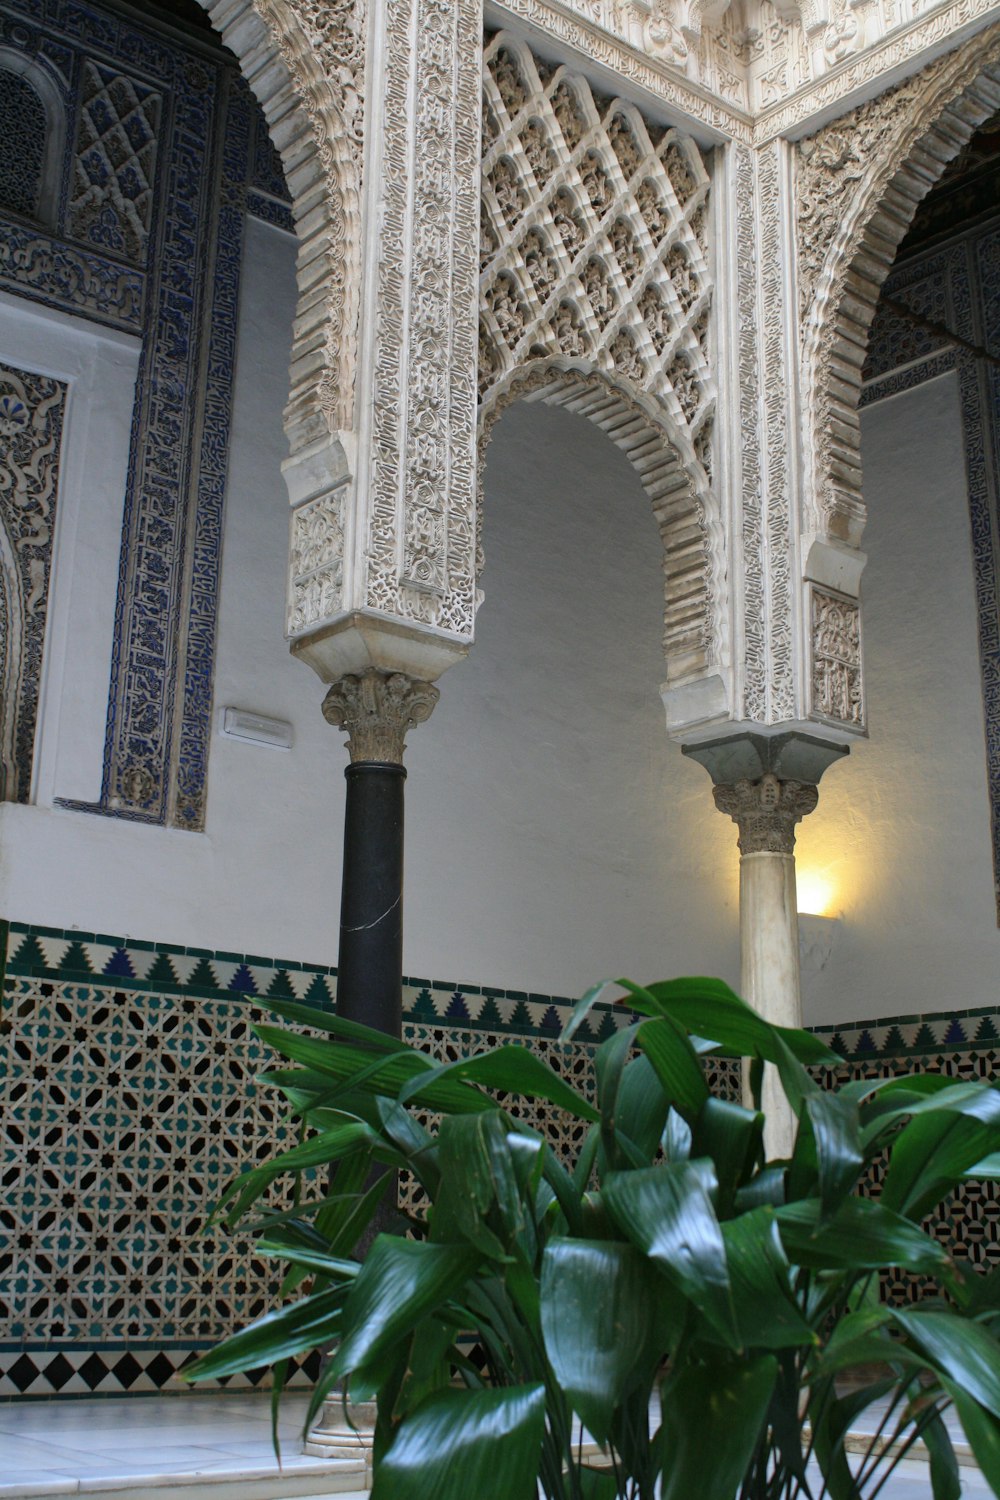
185 979 1000 1499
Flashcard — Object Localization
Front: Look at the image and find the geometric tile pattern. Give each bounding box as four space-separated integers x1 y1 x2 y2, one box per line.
5 921 995 1396
863 213 1000 920
0 923 622 1396
0 1344 322 1399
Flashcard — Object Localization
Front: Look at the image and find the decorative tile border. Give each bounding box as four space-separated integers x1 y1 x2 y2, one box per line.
0 1344 321 1400
3 922 627 1041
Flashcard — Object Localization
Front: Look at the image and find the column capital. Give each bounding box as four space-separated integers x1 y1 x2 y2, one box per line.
322 669 439 764
713 773 818 855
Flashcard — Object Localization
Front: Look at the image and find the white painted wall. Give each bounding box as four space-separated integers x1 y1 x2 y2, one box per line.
0 224 741 995
5 227 993 1019
798 370 1000 1026
408 399 741 996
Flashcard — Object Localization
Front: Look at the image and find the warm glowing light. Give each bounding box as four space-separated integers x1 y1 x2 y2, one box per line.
796 870 838 918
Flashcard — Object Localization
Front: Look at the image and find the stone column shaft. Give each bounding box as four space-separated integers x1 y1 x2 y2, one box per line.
713 772 818 1159
322 669 438 1035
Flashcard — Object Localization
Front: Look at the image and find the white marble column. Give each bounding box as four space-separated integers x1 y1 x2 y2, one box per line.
713 772 818 1158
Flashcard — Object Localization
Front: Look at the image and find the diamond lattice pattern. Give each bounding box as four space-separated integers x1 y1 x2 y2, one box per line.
480 34 714 470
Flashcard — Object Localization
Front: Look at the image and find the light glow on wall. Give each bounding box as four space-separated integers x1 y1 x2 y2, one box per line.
796 868 838 918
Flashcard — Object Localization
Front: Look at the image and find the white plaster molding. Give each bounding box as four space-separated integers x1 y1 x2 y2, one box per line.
490 0 1000 147
798 24 1000 549
480 359 730 708
203 0 364 449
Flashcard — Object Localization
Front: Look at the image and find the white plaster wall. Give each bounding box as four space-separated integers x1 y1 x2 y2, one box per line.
0 218 345 962
0 248 742 994
798 370 1000 1026
407 399 741 996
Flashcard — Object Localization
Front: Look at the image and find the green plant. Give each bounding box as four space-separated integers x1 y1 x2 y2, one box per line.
186 978 1000 1499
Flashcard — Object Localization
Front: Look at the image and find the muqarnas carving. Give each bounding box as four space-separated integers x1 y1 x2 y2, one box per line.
0 362 66 801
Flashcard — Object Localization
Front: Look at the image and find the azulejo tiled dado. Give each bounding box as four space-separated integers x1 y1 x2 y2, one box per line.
3 917 999 1398
0 921 621 1397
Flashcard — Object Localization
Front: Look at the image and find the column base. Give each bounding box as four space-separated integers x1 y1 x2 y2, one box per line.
304 1396 377 1475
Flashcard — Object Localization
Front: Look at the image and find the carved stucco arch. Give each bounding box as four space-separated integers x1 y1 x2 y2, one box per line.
198 0 363 451
799 20 1000 552
478 358 728 701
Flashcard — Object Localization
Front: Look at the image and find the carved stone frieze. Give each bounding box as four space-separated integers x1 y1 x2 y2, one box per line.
363 0 481 641
713 771 818 854
810 585 863 727
322 670 440 763
493 0 1000 145
288 486 346 633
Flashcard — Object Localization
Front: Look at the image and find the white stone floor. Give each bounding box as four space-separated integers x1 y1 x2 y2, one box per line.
0 1393 369 1500
0 1390 992 1499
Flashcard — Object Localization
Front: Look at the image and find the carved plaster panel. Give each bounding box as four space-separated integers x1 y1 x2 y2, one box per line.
362 0 482 643
809 584 863 728
481 33 715 471
0 361 66 804
492 0 1000 143
797 25 1000 546
205 0 364 446
288 485 346 633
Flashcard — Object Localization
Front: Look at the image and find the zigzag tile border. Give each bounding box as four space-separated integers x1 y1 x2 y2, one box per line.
0 1345 321 1400
3 921 628 1042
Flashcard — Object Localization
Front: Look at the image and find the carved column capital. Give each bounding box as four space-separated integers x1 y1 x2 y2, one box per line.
322 669 439 764
713 772 818 855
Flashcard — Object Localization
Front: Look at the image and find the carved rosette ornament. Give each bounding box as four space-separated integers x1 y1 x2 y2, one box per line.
713 773 818 856
321 670 439 764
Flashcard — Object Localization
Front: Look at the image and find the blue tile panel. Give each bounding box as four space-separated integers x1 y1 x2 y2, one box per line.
863 213 1000 921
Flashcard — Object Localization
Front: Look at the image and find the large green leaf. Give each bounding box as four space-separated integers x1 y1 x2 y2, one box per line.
892 1307 1000 1419
396 1045 599 1122
635 1016 708 1121
371 1384 546 1500
881 1089 1000 1220
921 1403 961 1500
331 1237 481 1380
942 1380 1000 1494
776 1197 950 1274
214 1117 386 1224
639 978 838 1066
690 1096 762 1218
721 1208 815 1350
253 1024 493 1115
540 1238 665 1443
804 1090 863 1219
603 1160 738 1348
434 1111 526 1258
659 1353 778 1500
183 1283 350 1381
612 1053 670 1163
